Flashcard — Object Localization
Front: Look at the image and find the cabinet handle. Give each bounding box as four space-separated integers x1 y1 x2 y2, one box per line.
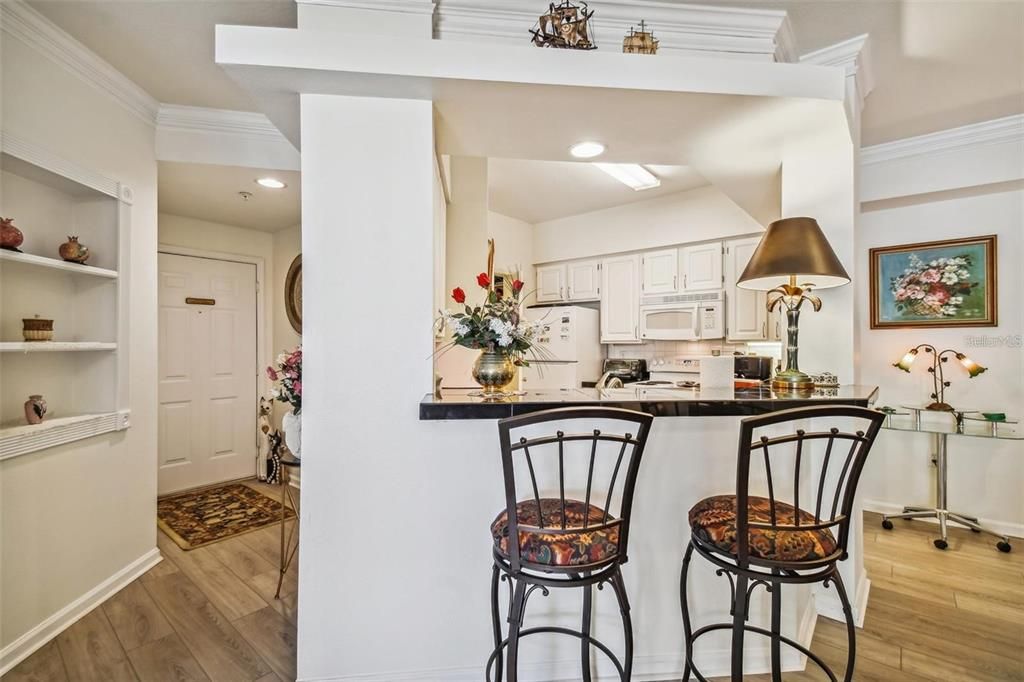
684 274 688 288
560 286 564 299
568 286 572 299
775 321 780 338
673 275 678 290
762 321 767 338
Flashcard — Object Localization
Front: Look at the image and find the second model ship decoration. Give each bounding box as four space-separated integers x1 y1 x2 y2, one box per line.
531 1 596 50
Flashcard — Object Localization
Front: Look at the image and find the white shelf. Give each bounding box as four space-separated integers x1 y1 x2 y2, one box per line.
0 249 118 278
0 342 117 352
0 410 131 460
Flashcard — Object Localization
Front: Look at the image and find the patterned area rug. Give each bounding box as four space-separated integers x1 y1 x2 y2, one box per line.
157 482 295 551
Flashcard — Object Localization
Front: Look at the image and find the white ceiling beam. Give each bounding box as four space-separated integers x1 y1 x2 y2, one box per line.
435 0 795 62
800 34 874 142
155 105 300 170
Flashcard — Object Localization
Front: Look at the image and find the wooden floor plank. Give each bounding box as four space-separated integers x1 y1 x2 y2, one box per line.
954 591 1024 626
207 537 278 582
232 607 298 682
125 633 210 682
103 581 175 651
55 609 137 682
139 556 179 583
143 572 272 681
0 640 68 682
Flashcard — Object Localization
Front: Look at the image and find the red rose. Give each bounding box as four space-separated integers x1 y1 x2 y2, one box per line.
512 279 524 292
452 287 466 304
477 272 490 288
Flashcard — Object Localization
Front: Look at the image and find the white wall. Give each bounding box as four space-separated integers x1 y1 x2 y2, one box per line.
857 186 1024 533
0 28 158 661
532 185 765 265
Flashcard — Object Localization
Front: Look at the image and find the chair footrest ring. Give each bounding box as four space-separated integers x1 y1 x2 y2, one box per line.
486 626 625 682
685 622 839 682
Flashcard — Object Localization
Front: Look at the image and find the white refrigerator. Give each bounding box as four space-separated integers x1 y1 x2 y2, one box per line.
520 306 602 390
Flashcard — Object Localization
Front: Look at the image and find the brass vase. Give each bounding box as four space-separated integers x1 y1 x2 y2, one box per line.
472 348 515 397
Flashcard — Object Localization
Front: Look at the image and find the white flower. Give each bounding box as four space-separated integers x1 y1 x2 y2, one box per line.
276 353 288 365
957 269 970 279
941 271 959 285
454 322 470 336
497 333 513 347
950 296 963 305
488 318 509 334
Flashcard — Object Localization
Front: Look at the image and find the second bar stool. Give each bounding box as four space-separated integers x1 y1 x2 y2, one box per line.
679 405 885 682
487 407 653 682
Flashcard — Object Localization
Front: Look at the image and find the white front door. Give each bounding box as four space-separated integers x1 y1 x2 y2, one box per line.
158 253 258 494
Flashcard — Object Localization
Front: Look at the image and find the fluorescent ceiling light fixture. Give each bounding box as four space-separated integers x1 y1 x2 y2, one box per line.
569 141 606 159
255 177 287 189
594 163 661 191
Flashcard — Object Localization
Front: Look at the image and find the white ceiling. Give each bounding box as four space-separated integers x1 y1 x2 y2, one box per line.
29 0 1024 146
158 161 300 232
488 159 708 224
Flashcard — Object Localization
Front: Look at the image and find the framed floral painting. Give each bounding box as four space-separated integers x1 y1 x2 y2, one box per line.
870 235 997 329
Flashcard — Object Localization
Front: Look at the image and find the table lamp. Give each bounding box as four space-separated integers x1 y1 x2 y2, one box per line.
738 217 850 391
893 344 986 411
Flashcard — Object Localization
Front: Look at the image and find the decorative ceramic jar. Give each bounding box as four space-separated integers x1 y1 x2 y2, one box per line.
282 410 302 459
24 395 47 425
22 317 54 342
472 348 516 397
1 217 24 252
58 236 90 264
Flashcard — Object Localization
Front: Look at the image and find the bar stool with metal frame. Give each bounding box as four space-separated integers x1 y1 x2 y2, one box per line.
679 405 885 682
487 406 654 682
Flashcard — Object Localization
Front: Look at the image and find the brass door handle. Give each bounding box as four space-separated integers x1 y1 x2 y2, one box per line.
186 297 215 306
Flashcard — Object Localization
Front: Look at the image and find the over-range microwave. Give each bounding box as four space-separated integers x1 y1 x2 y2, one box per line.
639 291 724 341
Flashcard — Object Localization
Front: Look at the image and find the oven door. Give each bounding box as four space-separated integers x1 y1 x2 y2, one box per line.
639 303 699 340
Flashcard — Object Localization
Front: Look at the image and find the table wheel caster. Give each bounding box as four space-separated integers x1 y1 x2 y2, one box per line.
997 541 1012 553
933 539 948 550
881 519 894 530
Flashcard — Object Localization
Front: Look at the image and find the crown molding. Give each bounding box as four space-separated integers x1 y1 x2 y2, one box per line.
295 0 435 13
157 104 289 140
435 0 796 62
861 114 1024 166
800 33 874 110
0 0 159 126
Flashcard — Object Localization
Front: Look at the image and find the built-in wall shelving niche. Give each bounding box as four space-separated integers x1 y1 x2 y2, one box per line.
0 133 131 459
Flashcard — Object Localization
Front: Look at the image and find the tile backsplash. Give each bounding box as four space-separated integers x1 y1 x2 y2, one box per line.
606 340 782 364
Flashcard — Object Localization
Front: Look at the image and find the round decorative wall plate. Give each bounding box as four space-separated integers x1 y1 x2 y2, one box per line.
285 254 302 334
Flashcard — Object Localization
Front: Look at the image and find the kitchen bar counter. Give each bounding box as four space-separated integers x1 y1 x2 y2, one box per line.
420 384 879 420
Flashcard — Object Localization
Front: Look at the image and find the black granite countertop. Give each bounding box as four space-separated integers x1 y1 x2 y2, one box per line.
420 385 879 420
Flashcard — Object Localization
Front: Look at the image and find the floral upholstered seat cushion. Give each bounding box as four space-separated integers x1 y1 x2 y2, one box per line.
688 495 838 562
491 498 619 567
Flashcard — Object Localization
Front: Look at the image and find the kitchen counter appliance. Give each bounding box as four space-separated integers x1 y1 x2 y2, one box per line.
596 358 649 388
639 291 724 341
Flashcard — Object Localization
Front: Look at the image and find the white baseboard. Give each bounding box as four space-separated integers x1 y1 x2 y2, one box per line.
300 597 820 682
864 499 1023 539
0 547 162 676
815 574 870 629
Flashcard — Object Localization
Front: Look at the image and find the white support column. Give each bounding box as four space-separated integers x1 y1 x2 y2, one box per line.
296 94 440 679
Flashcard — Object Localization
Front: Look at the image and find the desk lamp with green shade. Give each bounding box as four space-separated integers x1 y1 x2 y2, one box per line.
738 217 851 392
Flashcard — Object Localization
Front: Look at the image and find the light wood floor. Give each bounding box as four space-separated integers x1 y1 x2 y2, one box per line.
5 503 1022 681
3 481 298 682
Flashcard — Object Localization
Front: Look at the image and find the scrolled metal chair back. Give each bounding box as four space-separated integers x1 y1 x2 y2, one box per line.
497 407 654 572
735 405 885 567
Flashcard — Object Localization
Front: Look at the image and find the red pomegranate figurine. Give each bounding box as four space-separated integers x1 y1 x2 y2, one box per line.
1 217 24 252
59 235 90 264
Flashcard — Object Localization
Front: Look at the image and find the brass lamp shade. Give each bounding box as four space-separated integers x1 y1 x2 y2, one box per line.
738 217 850 290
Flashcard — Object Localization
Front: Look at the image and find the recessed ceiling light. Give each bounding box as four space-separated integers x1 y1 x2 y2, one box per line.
594 163 661 191
255 177 287 189
569 141 606 159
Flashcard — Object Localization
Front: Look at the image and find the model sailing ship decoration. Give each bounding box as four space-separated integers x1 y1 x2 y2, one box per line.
530 1 597 50
623 20 659 54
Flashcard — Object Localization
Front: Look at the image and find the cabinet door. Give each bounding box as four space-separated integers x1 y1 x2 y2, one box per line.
725 237 768 341
641 248 679 295
535 264 566 302
567 260 600 301
681 242 723 291
600 255 640 343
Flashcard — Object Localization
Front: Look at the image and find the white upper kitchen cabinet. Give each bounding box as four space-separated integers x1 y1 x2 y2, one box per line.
640 248 679 295
566 259 600 301
535 264 566 303
600 254 640 343
725 236 768 341
681 242 723 291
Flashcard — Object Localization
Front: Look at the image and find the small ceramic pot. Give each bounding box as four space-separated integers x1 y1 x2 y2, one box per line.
59 236 90 264
25 395 47 425
0 217 24 251
22 317 54 342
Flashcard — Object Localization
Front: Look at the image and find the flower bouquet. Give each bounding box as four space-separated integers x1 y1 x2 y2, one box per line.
267 346 302 457
890 254 976 318
437 241 548 396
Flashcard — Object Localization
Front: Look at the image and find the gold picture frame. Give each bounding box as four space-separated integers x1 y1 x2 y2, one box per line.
870 235 997 329
285 254 302 334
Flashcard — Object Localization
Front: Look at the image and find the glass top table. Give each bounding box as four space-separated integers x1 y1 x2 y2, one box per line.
874 405 1020 553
